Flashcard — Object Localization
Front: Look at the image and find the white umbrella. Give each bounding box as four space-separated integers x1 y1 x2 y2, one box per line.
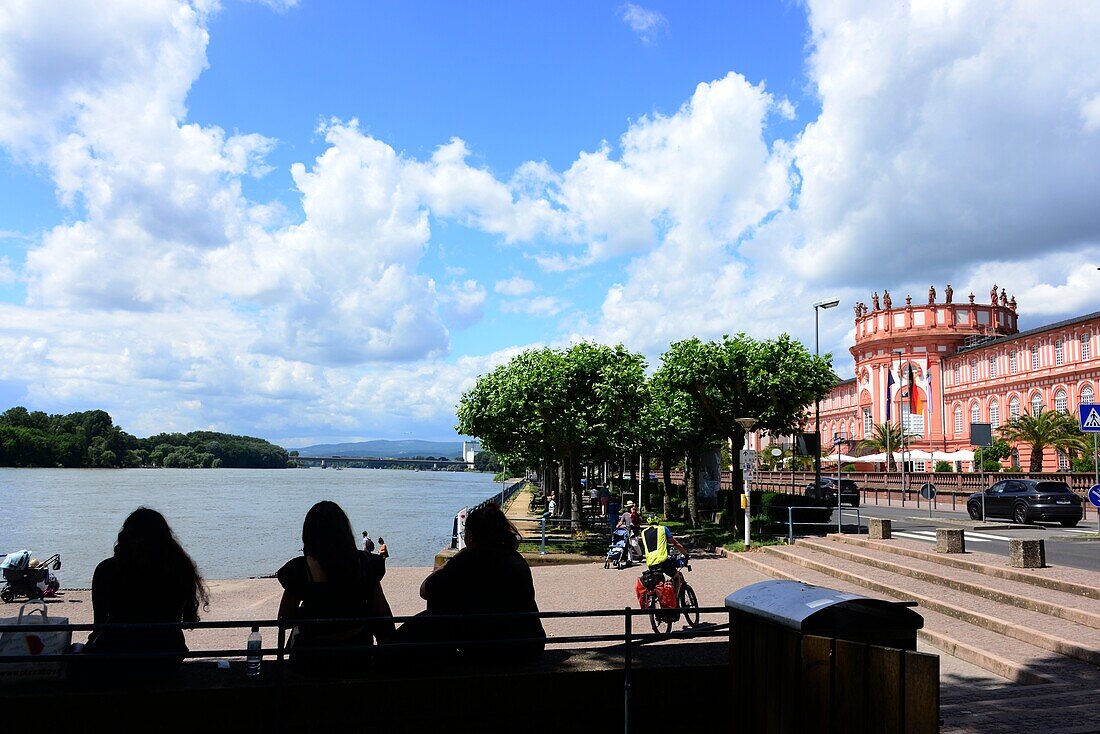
944 449 975 461
821 453 859 462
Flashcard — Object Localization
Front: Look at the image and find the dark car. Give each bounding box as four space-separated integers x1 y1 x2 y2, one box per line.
966 479 1083 526
806 477 860 507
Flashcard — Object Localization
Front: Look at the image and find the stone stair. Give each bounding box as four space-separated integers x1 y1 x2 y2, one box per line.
731 534 1100 732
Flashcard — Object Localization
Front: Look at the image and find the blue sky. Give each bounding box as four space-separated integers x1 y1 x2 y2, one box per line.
0 1 1098 445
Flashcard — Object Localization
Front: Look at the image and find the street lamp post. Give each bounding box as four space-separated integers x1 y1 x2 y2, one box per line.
813 298 841 494
736 417 758 548
892 349 906 507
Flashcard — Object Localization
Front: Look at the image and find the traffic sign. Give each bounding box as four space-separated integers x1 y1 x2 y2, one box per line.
1088 485 1100 508
919 483 936 500
740 449 758 464
1081 405 1100 432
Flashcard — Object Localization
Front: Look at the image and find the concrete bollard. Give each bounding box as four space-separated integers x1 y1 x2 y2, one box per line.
1009 539 1046 568
868 517 892 540
936 528 965 553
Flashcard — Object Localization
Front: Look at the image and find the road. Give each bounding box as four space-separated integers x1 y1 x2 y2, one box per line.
820 500 1100 572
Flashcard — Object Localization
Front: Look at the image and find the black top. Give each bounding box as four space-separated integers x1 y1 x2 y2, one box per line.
422 547 545 659
276 551 385 644
87 556 190 660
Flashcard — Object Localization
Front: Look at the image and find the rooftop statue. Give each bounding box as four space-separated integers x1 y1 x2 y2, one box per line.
905 294 912 307
944 284 953 304
872 292 880 310
928 285 936 304
991 284 998 304
968 292 976 304
883 290 892 309
1000 288 1008 307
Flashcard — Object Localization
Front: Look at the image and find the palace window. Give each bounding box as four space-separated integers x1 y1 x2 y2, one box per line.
1055 389 1068 414
970 359 978 381
1030 346 1039 369
990 399 1000 429
1011 448 1020 468
1083 333 1092 360
1083 385 1095 405
1009 350 1017 374
1031 392 1043 415
971 401 981 425
1009 395 1020 421
988 355 998 379
1055 339 1064 366
954 406 963 435
901 405 922 436
1058 451 1070 472
863 408 872 435
953 364 960 385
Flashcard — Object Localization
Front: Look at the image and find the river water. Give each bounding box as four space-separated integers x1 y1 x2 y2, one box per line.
0 468 502 585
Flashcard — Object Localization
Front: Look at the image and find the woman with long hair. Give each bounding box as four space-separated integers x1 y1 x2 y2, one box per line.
84 507 208 677
277 500 394 675
411 502 545 662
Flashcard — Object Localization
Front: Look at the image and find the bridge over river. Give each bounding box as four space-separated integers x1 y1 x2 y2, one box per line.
293 455 474 469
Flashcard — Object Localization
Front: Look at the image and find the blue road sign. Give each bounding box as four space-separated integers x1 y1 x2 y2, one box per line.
1080 404 1100 432
1088 485 1100 508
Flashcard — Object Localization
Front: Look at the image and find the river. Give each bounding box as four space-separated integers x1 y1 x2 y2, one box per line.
0 468 503 585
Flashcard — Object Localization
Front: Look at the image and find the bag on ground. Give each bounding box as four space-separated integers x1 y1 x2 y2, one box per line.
0 601 71 684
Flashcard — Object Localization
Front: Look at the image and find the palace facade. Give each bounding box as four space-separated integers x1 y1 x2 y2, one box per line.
772 286 1100 472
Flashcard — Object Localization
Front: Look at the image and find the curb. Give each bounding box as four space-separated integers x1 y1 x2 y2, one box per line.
827 534 1100 600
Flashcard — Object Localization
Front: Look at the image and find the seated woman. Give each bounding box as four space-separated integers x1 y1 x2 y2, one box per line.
82 507 208 678
277 501 394 675
412 502 545 662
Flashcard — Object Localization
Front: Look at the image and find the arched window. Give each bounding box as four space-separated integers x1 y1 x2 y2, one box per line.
971 401 981 425
954 405 963 435
1055 389 1068 414
1083 333 1092 360
1009 395 1021 421
1031 392 1044 415
1058 450 1070 471
1055 340 1064 366
1083 385 1095 405
990 399 1000 428
953 364 960 385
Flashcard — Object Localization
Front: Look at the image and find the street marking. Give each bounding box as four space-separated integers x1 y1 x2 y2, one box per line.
964 531 1015 541
1059 527 1099 535
893 531 991 544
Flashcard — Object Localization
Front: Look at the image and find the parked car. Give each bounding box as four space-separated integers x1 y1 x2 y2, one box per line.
805 477 860 507
966 479 1083 526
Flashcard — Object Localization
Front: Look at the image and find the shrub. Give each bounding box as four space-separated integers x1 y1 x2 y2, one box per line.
841 464 857 472
1002 466 1024 473
934 460 953 473
981 459 1002 473
752 490 832 524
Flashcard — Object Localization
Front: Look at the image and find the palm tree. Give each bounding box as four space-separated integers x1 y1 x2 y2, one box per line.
998 408 1086 472
859 422 908 471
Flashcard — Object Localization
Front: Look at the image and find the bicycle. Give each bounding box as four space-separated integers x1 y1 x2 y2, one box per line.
638 558 699 635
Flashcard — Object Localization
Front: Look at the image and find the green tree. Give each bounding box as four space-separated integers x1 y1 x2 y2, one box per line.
998 409 1086 472
859 422 904 471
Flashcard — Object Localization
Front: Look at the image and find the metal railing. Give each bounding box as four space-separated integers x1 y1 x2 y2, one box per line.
786 506 863 544
0 606 729 733
450 478 528 548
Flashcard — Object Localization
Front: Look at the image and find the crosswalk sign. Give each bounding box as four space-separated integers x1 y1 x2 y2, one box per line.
1081 404 1100 432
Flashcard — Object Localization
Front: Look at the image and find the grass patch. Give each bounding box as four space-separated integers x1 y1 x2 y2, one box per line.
723 538 787 553
518 537 607 556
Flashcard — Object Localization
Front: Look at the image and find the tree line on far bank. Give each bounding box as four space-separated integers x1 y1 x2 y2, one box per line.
0 407 290 469
456 334 836 529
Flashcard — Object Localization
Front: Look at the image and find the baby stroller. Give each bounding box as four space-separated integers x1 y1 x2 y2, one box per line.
1 550 62 603
604 528 630 568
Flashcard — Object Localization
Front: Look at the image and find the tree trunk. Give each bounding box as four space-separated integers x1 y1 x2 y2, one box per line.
569 454 583 524
1030 445 1044 473
662 457 673 520
728 431 742 532
686 453 699 528
641 453 650 513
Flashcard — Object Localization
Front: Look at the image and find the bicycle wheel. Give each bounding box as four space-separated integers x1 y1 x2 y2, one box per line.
679 583 700 627
643 590 671 635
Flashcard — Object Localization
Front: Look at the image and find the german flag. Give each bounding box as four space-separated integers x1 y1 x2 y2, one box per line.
908 364 924 415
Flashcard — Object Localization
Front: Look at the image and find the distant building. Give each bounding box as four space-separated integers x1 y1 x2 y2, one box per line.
753 286 1099 472
462 440 481 464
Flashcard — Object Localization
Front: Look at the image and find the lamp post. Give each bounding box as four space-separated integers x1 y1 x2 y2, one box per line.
834 431 847 534
813 298 841 494
736 417 758 547
892 349 905 507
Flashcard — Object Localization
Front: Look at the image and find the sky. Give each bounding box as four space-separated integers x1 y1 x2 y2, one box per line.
1 0 1099 447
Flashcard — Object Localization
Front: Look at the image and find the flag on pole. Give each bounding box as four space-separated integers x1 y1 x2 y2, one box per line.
908 364 924 415
886 370 895 421
925 369 933 415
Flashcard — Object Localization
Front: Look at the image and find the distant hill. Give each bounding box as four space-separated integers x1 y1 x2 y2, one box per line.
289 439 465 459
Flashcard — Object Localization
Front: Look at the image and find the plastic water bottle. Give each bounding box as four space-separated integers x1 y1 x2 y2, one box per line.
246 626 262 677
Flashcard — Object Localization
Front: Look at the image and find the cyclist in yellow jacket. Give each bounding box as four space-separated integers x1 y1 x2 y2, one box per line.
640 524 689 599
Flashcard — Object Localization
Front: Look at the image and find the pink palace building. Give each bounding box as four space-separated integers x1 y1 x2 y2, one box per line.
789 284 1100 472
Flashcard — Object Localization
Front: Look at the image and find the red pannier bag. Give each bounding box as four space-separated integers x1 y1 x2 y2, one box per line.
657 581 677 610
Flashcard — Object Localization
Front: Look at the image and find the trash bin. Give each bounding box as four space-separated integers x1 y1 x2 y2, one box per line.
724 579 923 650
608 502 620 530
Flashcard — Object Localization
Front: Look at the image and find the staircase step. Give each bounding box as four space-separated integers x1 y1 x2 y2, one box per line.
766 544 1100 668
826 533 1100 600
730 551 1100 686
794 536 1100 629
